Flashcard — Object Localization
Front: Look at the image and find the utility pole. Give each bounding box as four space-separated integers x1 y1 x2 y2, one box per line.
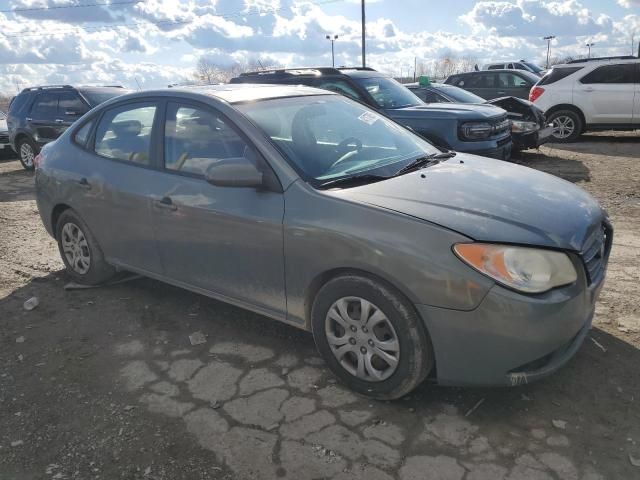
414 56 417 81
326 34 338 67
361 0 366 68
586 42 595 58
543 35 555 69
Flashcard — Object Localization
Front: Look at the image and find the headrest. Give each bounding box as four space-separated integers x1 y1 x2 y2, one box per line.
111 120 142 137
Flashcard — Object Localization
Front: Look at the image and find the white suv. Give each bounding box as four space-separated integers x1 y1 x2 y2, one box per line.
529 57 640 142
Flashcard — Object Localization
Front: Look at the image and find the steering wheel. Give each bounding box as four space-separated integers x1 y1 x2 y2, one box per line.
330 137 363 169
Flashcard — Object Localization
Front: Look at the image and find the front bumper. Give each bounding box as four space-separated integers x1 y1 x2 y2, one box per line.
513 125 554 151
460 138 513 161
416 269 604 387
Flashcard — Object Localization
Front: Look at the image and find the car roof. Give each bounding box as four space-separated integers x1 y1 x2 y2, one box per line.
405 82 447 88
148 84 335 104
554 57 639 68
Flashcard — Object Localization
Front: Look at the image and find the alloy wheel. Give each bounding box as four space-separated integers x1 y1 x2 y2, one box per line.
551 115 575 140
20 142 34 168
325 297 400 382
61 222 91 274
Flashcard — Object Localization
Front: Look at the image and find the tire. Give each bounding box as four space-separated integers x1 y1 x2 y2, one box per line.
311 275 433 400
55 209 116 285
16 136 38 171
547 109 583 143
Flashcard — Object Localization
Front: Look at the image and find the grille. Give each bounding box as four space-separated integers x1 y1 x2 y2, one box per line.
0 133 9 143
580 223 612 284
491 116 511 136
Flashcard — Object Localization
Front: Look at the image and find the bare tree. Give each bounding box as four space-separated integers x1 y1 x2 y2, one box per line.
193 56 279 85
0 93 12 113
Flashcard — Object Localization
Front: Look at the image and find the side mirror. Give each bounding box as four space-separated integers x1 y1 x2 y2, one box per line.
205 157 263 188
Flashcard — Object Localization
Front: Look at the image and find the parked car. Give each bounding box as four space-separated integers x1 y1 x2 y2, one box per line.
445 69 540 100
407 81 553 150
0 111 11 156
7 84 131 170
231 67 513 160
529 56 640 142
35 84 611 399
485 60 545 76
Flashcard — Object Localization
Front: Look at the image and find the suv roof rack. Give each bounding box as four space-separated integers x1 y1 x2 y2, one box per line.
21 84 74 92
337 66 377 71
566 55 638 64
239 67 343 77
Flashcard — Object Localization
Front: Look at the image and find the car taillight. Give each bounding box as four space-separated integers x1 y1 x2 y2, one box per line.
529 86 544 103
34 153 43 169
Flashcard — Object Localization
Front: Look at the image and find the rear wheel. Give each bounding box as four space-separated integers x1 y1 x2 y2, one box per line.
548 110 583 143
55 209 116 285
311 275 433 400
17 136 38 170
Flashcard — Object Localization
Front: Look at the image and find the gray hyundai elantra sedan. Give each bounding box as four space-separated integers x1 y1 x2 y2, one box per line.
34 84 611 399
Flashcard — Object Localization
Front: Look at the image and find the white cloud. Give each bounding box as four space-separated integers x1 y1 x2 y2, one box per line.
618 0 640 8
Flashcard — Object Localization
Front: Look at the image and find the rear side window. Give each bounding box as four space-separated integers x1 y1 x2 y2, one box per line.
413 89 446 103
580 64 636 84
164 102 252 177
538 67 583 86
487 65 502 70
8 92 33 115
314 79 366 102
94 103 157 165
32 93 58 119
462 73 495 88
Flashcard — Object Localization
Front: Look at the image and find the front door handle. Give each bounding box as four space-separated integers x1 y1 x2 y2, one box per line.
77 177 91 189
583 87 594 92
25 117 32 122
55 119 64 123
497 91 506 95
155 196 177 211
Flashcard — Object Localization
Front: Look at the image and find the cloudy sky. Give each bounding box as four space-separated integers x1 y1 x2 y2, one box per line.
0 0 639 94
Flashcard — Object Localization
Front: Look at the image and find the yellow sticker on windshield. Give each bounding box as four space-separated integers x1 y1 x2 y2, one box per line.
358 111 378 125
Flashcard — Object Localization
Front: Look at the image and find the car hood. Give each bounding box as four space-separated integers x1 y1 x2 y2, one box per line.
385 103 505 121
333 154 604 251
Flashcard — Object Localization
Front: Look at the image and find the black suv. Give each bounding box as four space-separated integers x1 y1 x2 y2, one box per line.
7 85 131 169
231 67 513 160
445 70 540 100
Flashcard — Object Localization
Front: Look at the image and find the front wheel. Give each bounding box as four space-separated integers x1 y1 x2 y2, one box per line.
311 275 433 400
548 110 583 143
56 209 116 285
17 137 38 170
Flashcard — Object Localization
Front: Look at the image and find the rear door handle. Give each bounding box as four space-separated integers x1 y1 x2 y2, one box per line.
77 177 91 189
583 87 594 92
25 117 32 122
55 119 64 123
155 196 177 211
497 91 506 95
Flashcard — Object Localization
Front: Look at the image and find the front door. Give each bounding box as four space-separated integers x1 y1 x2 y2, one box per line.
575 63 635 124
150 101 286 315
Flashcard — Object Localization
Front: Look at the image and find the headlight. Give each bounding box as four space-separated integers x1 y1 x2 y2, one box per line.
453 243 577 293
511 120 538 133
460 121 492 140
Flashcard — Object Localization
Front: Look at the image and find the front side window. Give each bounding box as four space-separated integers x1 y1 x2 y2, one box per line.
94 103 156 165
463 74 495 88
237 95 439 185
580 64 635 84
352 76 422 109
32 93 58 119
164 102 251 176
58 92 88 117
498 73 530 88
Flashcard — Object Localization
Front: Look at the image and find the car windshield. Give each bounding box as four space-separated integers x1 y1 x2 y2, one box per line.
237 95 439 187
353 76 423 109
523 62 544 74
79 88 131 107
437 85 485 103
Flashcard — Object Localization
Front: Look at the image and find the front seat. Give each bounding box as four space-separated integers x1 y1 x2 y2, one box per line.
290 105 327 177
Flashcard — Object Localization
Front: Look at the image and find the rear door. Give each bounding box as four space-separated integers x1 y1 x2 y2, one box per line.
453 73 497 99
69 100 163 273
576 63 635 124
29 92 63 144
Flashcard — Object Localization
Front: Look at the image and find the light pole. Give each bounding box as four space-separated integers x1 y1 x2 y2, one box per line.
543 35 555 69
586 42 595 58
326 34 338 67
361 0 366 68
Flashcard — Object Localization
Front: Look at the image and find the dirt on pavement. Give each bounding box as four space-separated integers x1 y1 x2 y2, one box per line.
1 133 639 480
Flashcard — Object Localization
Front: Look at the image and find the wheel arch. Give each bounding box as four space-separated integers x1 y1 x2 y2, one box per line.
545 104 586 133
51 203 72 239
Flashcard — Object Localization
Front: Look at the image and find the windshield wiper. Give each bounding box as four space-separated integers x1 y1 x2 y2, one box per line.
318 174 390 189
394 151 457 176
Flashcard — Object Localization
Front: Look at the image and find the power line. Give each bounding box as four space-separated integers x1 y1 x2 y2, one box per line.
1 0 344 39
0 0 143 15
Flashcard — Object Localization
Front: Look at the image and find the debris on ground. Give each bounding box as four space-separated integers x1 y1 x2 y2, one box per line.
590 337 607 353
10 440 24 447
15 336 25 343
630 454 640 467
465 398 485 417
552 419 568 430
23 296 39 311
188 331 206 346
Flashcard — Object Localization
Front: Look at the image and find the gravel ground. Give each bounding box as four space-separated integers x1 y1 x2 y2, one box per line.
1 133 639 480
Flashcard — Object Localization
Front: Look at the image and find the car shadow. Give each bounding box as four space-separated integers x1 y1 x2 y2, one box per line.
544 132 640 159
0 160 34 202
512 149 591 184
